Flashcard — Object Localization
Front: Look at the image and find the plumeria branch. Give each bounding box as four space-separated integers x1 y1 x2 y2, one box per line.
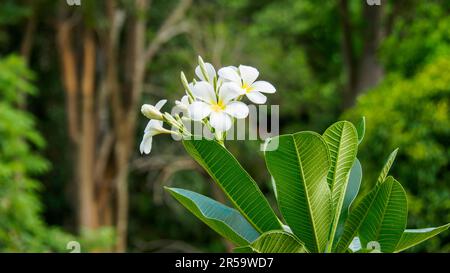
139 56 277 154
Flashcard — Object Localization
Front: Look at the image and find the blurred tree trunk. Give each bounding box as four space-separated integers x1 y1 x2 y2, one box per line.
18 0 38 110
79 29 98 229
20 0 38 64
355 2 384 95
55 0 192 252
338 0 358 109
339 0 385 108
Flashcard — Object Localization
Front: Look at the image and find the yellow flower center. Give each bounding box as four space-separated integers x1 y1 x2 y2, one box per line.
242 83 253 93
211 100 225 112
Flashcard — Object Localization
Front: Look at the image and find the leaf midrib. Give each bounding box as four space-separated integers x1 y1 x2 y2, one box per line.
338 185 381 251
373 181 393 244
292 134 320 252
327 123 347 246
328 123 345 193
186 140 271 234
327 123 357 251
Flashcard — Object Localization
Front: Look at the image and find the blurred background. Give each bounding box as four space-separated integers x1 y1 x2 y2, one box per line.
0 0 448 252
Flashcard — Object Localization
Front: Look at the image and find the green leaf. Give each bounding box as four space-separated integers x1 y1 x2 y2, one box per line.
245 230 306 253
166 187 260 246
376 148 399 185
395 224 450 252
334 158 362 244
233 246 255 253
183 139 281 233
322 121 358 249
359 178 408 253
336 177 408 253
265 132 331 253
356 117 365 144
271 176 277 200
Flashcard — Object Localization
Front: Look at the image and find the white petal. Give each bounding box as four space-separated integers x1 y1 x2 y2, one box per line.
174 102 189 116
219 82 243 104
251 81 276 94
144 120 156 133
191 81 216 103
195 63 216 82
175 95 190 113
140 133 153 154
181 95 190 105
225 101 249 119
246 91 267 104
145 120 164 135
210 111 232 132
188 101 212 121
155 99 167 110
239 65 259 85
218 66 241 83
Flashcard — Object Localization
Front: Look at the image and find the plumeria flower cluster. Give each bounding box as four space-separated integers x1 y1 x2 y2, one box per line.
140 56 277 154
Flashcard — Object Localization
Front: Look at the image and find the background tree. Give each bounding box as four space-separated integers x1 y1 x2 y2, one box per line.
0 0 447 252
55 0 192 251
0 55 113 252
345 1 450 251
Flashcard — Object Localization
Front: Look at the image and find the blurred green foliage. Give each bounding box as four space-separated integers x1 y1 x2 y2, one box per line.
344 1 450 252
0 55 62 251
0 0 448 252
381 2 450 77
0 56 114 252
0 0 31 49
345 2 450 252
346 56 450 252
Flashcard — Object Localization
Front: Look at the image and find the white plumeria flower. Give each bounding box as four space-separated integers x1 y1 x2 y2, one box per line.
140 99 171 154
175 81 194 117
218 65 276 104
195 62 216 83
175 95 191 116
188 81 249 132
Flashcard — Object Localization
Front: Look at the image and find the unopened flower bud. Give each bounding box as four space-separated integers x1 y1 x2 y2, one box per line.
141 104 163 120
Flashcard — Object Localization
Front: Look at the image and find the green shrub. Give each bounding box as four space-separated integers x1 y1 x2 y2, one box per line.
345 56 450 252
0 55 114 252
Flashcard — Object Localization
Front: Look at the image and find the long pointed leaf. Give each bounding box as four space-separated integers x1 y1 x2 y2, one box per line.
356 116 366 144
376 148 399 185
322 121 358 248
334 158 362 244
245 230 306 253
359 177 408 252
336 177 408 253
395 224 450 252
265 132 331 253
336 187 378 252
183 139 281 233
166 187 260 246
